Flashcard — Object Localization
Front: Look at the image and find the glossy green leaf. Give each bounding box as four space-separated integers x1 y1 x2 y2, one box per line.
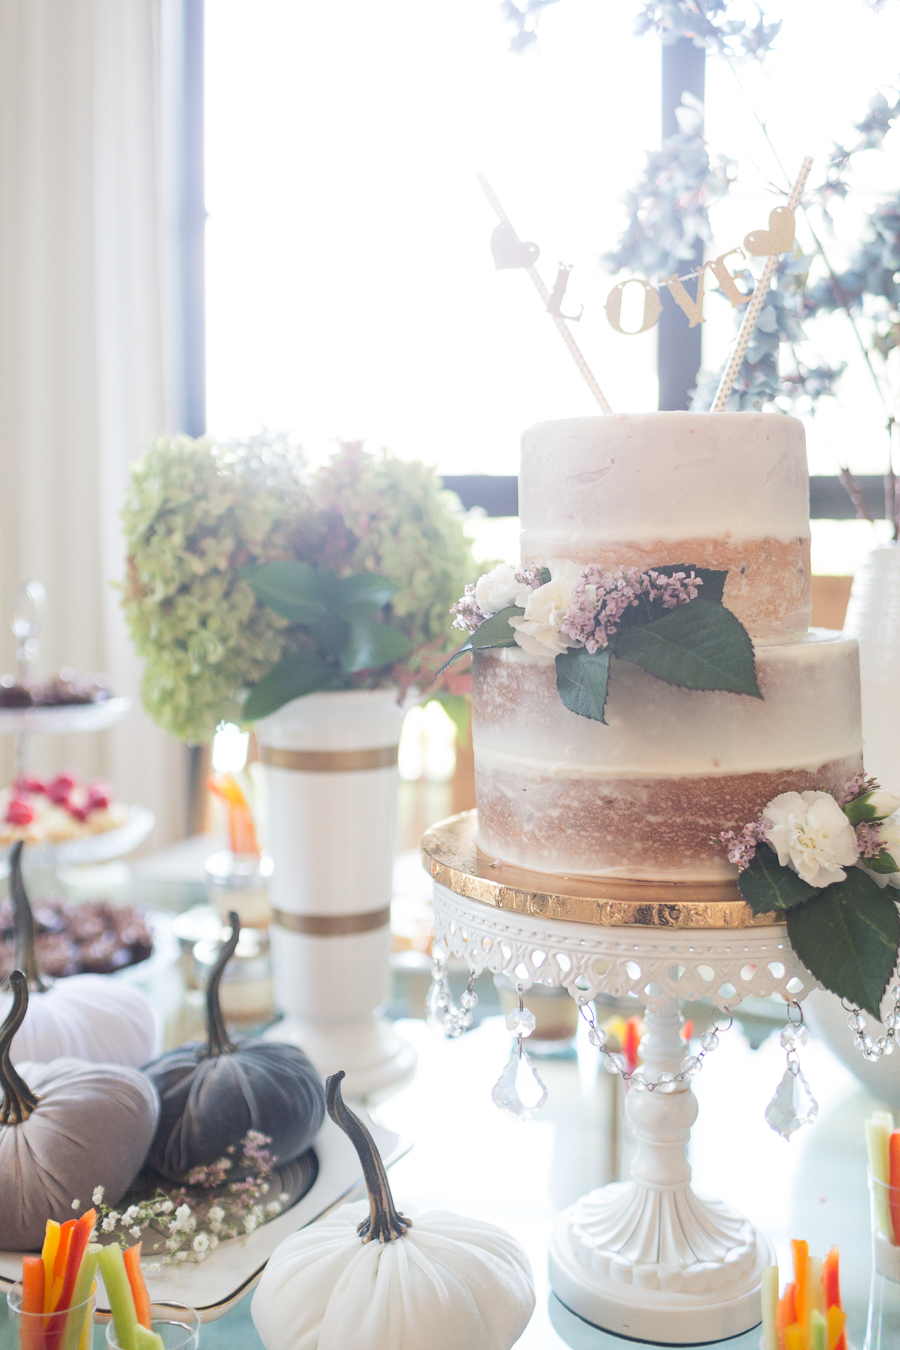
864 850 900 875
555 647 611 723
786 869 900 1019
336 572 398 611
242 651 336 721
339 619 413 674
614 601 761 697
240 561 329 624
435 607 524 676
737 844 817 913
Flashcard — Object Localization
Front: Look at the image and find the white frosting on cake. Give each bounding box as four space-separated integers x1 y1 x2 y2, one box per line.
520 411 809 553
473 631 860 779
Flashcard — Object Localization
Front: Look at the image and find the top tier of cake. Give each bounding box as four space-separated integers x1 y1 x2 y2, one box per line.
520 412 811 642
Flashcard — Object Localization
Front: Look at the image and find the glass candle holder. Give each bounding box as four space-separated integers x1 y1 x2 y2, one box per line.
105 1302 201 1349
7 1280 96 1349
866 1169 900 1349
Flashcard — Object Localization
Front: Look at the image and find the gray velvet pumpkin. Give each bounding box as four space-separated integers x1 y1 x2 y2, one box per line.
143 913 325 1180
0 970 160 1251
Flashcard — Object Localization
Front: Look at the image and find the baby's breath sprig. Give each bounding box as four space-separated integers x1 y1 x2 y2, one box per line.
83 1130 289 1269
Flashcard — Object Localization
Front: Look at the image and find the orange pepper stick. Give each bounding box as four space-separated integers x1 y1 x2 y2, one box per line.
45 1210 95 1350
889 1133 900 1245
123 1241 152 1329
42 1221 60 1315
784 1325 804 1350
207 773 259 856
822 1248 846 1350
20 1255 45 1350
776 1282 797 1350
826 1307 847 1350
792 1240 809 1335
681 1019 694 1043
622 1018 642 1073
50 1220 76 1311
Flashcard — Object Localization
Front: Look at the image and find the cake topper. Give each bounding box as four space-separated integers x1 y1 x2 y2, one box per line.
477 172 614 413
710 157 813 411
480 158 813 406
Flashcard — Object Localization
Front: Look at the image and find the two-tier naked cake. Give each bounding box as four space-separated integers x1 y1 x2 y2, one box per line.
472 412 863 881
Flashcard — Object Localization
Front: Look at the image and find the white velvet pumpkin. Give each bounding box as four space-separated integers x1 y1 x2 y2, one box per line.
251 1073 535 1350
1 842 159 1067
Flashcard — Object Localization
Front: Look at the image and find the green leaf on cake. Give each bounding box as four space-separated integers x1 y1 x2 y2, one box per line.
737 844 817 913
242 651 337 721
785 869 900 1019
435 607 524 676
339 618 413 674
613 601 761 698
863 850 900 875
555 647 611 723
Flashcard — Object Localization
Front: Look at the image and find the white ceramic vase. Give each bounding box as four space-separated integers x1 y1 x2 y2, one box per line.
843 542 900 788
254 689 416 1098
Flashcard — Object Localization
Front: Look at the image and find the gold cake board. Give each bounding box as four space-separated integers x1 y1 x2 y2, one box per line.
421 810 782 930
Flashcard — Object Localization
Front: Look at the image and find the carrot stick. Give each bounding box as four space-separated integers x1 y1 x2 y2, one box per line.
792 1240 809 1332
45 1210 95 1350
776 1282 797 1350
42 1221 60 1315
123 1242 151 1330
61 1247 100 1350
20 1255 45 1350
889 1133 900 1245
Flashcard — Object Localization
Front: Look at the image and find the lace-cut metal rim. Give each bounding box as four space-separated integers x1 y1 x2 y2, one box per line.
422 811 783 930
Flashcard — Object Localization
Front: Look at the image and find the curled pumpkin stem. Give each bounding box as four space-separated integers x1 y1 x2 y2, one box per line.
8 842 47 994
326 1070 410 1244
203 911 239 1057
0 970 41 1124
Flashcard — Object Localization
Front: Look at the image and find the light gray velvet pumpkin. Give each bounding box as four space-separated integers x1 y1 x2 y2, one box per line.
0 970 160 1251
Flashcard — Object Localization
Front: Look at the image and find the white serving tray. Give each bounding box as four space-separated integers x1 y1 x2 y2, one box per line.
0 806 156 875
0 1112 407 1322
0 696 132 736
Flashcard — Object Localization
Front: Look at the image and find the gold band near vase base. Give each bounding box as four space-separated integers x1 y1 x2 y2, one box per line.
271 906 391 936
421 810 782 930
260 745 398 772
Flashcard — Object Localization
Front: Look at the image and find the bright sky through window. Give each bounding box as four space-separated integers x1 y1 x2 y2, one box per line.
206 0 900 478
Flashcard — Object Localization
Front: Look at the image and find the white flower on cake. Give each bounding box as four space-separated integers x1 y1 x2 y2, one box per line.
509 572 579 657
762 791 859 887
474 563 532 616
864 791 900 820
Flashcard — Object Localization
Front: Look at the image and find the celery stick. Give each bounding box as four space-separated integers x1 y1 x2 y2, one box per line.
760 1265 779 1350
866 1115 893 1239
61 1246 100 1350
133 1327 165 1350
97 1245 139 1350
811 1308 827 1350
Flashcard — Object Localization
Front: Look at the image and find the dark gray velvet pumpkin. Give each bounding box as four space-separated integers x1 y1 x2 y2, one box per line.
143 912 325 1180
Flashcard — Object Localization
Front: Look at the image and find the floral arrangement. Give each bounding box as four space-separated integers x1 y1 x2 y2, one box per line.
122 435 474 740
82 1131 288 1268
443 559 759 722
720 776 900 1017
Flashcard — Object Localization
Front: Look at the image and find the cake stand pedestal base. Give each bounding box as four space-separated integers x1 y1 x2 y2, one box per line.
549 1215 773 1345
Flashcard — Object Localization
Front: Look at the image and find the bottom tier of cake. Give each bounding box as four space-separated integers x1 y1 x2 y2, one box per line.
473 631 863 881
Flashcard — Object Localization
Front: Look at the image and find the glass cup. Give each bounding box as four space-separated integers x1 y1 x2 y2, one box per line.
866 1169 900 1349
7 1280 96 1349
105 1302 201 1350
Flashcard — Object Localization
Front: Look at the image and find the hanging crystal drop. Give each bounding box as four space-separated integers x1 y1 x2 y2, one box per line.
765 1062 819 1139
426 980 450 1031
491 1042 548 1120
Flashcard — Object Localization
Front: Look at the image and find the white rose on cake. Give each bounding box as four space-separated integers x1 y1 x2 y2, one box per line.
509 568 579 657
474 564 532 617
762 790 859 887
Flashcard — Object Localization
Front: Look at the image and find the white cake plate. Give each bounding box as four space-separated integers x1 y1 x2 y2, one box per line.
424 814 819 1346
0 805 156 875
0 695 131 736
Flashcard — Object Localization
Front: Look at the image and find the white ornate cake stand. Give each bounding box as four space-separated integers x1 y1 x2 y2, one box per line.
423 813 819 1346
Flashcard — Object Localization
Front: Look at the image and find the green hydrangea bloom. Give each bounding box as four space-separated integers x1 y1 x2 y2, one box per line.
121 435 474 743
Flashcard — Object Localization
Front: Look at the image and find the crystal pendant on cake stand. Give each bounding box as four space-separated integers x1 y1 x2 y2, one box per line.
423 812 820 1346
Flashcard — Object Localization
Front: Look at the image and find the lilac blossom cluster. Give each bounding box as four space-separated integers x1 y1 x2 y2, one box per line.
450 565 545 634
718 819 768 870
834 773 880 807
559 567 702 655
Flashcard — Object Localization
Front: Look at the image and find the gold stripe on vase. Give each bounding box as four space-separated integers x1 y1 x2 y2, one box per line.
260 745 398 772
271 906 391 936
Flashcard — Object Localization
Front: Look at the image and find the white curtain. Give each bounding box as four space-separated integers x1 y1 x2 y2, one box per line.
0 0 188 846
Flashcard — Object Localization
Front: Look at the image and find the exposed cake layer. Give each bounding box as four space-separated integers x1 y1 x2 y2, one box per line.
472 633 862 880
520 412 811 641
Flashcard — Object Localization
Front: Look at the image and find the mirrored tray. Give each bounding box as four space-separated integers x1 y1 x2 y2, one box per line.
0 696 132 735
